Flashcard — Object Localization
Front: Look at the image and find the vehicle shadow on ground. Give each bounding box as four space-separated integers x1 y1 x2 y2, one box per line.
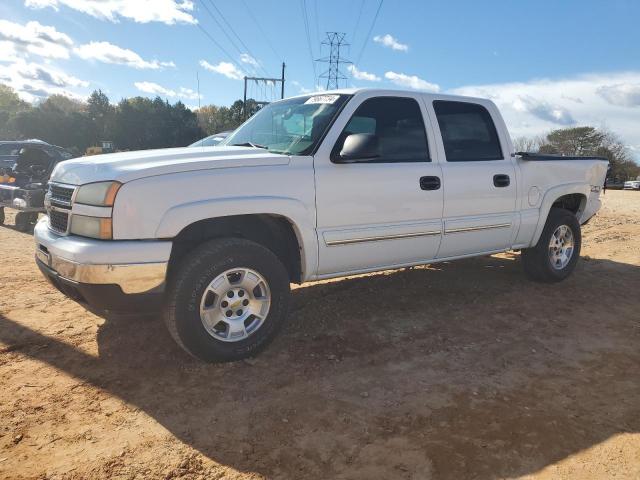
1 253 639 479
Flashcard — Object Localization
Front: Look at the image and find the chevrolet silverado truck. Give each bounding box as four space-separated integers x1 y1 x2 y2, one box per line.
34 89 608 362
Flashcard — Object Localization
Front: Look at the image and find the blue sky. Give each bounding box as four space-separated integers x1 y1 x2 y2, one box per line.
1 0 639 156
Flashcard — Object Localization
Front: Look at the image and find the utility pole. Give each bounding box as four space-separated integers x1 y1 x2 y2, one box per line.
316 32 352 90
243 62 286 120
281 62 285 99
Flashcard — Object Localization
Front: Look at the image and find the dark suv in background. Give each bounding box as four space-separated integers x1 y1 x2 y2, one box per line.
0 139 73 230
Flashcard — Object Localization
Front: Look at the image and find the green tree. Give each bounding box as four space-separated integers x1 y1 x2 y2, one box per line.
538 127 639 180
0 84 31 139
11 95 93 150
111 96 202 150
87 89 114 145
195 99 260 135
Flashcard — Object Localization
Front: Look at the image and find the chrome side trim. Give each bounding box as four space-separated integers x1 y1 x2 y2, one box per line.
326 230 441 246
38 251 167 294
444 223 512 235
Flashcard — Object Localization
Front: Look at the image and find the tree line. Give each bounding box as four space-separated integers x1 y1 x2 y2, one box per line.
1 83 638 180
0 84 259 155
513 127 639 181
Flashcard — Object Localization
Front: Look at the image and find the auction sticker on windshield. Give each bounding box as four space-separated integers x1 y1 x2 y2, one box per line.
304 94 340 105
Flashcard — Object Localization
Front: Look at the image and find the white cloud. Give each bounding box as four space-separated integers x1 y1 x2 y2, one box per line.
0 41 21 63
134 81 200 100
348 65 380 82
290 80 312 94
0 19 73 59
512 96 576 125
134 81 176 97
24 0 196 25
384 71 440 92
450 71 640 160
239 53 259 68
597 83 640 107
373 34 408 52
200 60 244 80
75 41 174 69
0 59 89 102
178 87 199 100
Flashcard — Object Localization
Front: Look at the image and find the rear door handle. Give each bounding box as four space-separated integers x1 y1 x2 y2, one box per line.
493 174 510 187
420 176 441 191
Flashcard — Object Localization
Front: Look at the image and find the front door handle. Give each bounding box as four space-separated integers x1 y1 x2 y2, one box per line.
493 174 510 187
420 176 441 191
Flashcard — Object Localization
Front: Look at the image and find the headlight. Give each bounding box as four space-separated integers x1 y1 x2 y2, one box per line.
70 215 113 239
74 181 121 206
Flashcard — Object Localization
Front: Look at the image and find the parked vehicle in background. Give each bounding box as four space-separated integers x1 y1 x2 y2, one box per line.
34 89 609 362
623 180 640 190
605 178 625 190
0 140 71 172
86 141 115 156
189 131 232 147
0 142 74 231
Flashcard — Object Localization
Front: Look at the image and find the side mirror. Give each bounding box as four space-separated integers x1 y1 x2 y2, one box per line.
336 133 380 162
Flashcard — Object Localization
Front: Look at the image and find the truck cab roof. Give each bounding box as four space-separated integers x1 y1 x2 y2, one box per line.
287 87 493 106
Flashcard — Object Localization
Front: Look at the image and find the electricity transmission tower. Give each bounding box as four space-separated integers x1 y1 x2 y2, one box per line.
316 32 352 90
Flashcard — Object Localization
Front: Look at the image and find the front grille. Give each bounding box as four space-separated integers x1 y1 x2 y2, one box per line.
49 184 75 206
49 210 69 233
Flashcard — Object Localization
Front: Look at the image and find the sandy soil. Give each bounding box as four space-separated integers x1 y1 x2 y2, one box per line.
1 190 639 480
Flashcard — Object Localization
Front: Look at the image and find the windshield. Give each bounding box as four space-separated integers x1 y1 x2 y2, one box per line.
189 135 227 147
221 94 350 155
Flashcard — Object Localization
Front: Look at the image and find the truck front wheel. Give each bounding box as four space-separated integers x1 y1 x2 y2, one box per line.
522 208 581 283
164 238 290 362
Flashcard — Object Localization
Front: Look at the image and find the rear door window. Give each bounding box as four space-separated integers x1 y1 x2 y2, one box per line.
433 100 503 161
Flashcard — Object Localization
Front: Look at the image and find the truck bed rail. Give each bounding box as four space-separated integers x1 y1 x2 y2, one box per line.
514 152 609 162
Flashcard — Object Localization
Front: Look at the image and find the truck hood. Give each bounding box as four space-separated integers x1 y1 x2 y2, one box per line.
50 146 290 185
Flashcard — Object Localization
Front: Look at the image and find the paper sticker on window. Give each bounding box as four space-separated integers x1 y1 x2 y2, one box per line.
304 94 340 105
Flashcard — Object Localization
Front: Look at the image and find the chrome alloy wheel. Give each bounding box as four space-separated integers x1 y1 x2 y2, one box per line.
199 268 271 342
548 224 575 270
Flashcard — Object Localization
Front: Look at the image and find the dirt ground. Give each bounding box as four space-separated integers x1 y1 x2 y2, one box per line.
0 190 639 480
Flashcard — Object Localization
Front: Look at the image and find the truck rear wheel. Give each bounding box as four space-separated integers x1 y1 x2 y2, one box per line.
164 238 290 362
522 208 581 283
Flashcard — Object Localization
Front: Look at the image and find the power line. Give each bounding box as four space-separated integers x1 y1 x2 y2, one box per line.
300 0 318 85
205 0 272 77
195 22 247 75
355 0 383 66
240 0 282 63
313 0 321 43
351 0 365 46
199 0 269 77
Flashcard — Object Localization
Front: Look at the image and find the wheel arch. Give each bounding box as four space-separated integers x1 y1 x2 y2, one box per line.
531 183 589 246
157 196 317 283
167 213 307 284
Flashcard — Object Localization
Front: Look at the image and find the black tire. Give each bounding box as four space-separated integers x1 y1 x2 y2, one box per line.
0 207 4 225
164 237 290 362
522 208 581 283
14 211 38 232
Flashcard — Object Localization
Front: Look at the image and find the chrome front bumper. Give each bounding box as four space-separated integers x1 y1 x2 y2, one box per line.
34 218 171 294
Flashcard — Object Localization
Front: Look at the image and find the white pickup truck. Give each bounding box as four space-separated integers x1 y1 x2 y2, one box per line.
34 89 608 362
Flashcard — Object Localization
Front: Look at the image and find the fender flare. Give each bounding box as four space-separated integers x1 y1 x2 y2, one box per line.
155 195 318 279
531 182 589 246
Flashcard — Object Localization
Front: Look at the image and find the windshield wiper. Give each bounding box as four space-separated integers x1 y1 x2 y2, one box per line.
231 142 268 149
